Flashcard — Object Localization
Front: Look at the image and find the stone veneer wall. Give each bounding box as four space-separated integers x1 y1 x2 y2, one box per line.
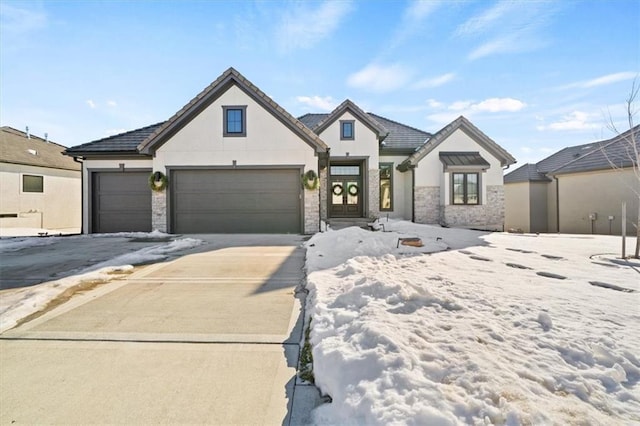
152 190 167 232
304 183 320 234
442 185 505 231
319 168 328 222
368 169 380 219
414 186 440 224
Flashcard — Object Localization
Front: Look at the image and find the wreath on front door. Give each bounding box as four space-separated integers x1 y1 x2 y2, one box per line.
348 184 359 196
302 170 319 190
149 171 168 192
332 183 344 196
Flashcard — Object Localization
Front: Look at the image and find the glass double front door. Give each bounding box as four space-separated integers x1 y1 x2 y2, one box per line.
330 164 363 217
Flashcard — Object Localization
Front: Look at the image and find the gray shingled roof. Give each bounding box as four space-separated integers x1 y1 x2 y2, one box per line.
65 122 165 156
505 125 640 182
503 163 551 183
551 125 639 175
297 112 430 154
1 126 80 171
536 142 600 173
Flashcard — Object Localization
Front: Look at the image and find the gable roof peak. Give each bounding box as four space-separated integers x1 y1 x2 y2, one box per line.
398 115 516 171
137 67 328 154
312 99 389 140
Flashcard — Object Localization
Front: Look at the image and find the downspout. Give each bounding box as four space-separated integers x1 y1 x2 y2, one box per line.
411 166 416 223
554 175 560 233
73 156 85 234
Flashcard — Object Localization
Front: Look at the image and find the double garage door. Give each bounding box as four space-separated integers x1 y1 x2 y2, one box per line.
92 169 301 234
171 169 301 234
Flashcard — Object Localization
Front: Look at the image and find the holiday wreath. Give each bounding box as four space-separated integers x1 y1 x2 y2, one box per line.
302 170 319 190
149 171 168 192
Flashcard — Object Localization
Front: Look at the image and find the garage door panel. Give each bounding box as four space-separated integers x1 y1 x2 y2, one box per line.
176 213 299 234
172 169 301 234
92 172 152 233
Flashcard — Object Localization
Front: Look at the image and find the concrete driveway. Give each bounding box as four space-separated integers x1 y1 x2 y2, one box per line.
0 235 319 425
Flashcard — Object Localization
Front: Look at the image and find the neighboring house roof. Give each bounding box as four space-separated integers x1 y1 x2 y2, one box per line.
503 163 551 183
439 151 491 171
307 100 389 142
65 122 165 157
137 67 328 155
550 125 640 175
1 126 80 171
536 142 601 173
504 125 640 182
298 112 430 155
399 116 517 171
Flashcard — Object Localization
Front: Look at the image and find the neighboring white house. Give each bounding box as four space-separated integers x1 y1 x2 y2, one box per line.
65 67 516 234
0 126 81 233
504 126 639 235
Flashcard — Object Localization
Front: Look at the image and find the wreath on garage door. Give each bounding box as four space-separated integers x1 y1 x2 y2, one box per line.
332 183 343 196
302 170 319 190
149 171 168 192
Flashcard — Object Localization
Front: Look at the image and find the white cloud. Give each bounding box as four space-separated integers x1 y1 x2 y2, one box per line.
296 96 337 112
347 63 414 93
276 1 353 53
427 99 443 108
560 72 637 90
455 0 518 36
521 147 533 153
448 100 473 111
104 128 127 137
457 1 557 61
474 98 526 112
537 111 600 131
405 0 442 22
427 97 527 125
107 100 117 107
86 100 96 109
0 3 46 36
413 73 455 89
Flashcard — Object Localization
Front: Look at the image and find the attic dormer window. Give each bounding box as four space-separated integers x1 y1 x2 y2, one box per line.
223 105 247 137
340 120 354 140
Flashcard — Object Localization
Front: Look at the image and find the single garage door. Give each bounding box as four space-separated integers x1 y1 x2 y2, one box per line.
171 169 301 233
92 171 152 233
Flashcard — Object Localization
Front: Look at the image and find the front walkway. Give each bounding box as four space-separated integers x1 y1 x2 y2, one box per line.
0 235 319 425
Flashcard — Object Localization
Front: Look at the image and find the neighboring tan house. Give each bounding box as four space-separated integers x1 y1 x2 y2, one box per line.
64 67 516 234
0 126 81 232
504 125 639 235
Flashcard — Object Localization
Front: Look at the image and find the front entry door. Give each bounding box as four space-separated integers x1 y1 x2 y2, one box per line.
330 164 363 217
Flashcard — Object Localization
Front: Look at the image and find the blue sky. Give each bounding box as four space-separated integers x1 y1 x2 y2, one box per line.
1 0 638 165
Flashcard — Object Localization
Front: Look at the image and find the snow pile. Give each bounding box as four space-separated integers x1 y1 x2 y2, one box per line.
84 237 204 272
305 225 640 424
0 265 133 333
0 236 58 252
0 236 204 333
306 225 448 272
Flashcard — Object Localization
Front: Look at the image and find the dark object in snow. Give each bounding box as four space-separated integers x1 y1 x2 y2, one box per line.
536 271 567 280
506 263 532 270
506 248 535 254
470 255 492 262
541 254 564 260
459 250 473 255
397 237 423 248
589 281 635 293
436 237 442 241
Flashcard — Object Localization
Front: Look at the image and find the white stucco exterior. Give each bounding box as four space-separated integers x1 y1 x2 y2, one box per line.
154 86 318 171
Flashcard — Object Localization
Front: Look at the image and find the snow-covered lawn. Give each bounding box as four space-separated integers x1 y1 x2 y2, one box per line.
305 222 640 425
0 232 203 333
